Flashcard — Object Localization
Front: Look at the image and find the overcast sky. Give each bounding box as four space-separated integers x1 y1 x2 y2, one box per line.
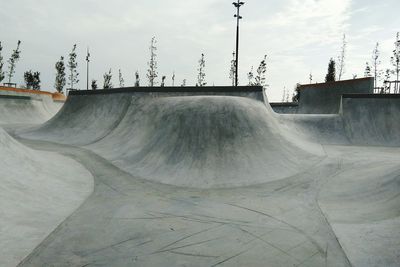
1 0 399 101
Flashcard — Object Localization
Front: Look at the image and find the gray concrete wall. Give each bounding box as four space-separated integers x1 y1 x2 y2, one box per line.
341 94 400 146
297 77 374 114
270 102 299 114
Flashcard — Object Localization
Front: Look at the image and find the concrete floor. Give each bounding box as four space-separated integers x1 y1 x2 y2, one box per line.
1 88 399 266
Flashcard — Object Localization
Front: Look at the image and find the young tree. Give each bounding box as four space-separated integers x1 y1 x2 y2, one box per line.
197 53 206 86
172 71 175 86
0 42 4 83
7 40 22 84
247 66 255 85
118 69 124 87
54 56 66 93
364 62 372 77
103 69 113 89
383 69 391 93
91 79 98 90
147 37 158 87
229 51 236 86
325 58 336 82
372 42 382 89
390 32 400 92
292 83 301 102
24 70 40 90
255 55 267 88
134 71 140 87
309 72 313 84
181 79 186 87
24 70 34 89
67 44 79 90
281 87 286 102
161 75 166 87
337 34 347 81
32 71 40 90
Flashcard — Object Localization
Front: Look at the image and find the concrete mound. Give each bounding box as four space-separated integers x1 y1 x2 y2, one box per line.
89 95 323 188
21 88 324 188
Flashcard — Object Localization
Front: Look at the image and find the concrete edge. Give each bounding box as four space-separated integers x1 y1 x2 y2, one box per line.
69 86 264 95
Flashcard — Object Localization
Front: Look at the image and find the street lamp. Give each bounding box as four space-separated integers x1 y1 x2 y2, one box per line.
395 38 400 93
233 1 244 87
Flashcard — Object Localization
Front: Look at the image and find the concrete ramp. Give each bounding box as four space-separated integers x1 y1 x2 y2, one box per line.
88 95 323 188
22 87 323 188
14 87 400 267
0 127 93 267
0 87 64 126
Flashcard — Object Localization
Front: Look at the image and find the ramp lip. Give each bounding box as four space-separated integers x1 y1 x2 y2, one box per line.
342 94 400 99
270 102 299 107
69 86 263 95
0 95 32 100
299 77 374 89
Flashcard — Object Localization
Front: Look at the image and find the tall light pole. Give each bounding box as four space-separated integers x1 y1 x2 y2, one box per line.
233 1 244 87
86 48 90 90
395 34 400 93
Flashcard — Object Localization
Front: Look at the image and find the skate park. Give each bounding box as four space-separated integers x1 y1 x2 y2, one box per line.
0 77 399 267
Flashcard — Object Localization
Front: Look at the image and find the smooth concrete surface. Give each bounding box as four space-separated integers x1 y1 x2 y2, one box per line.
0 128 93 267
1 86 398 266
0 90 63 126
341 95 400 146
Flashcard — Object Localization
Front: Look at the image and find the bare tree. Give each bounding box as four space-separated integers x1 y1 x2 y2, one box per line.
135 71 140 87
382 69 391 93
281 87 286 102
172 71 175 86
118 69 124 87
103 69 113 89
67 44 79 90
364 62 372 77
0 42 4 83
55 56 66 93
390 32 400 92
181 79 186 87
247 66 255 85
147 37 158 87
7 40 22 84
255 55 267 88
337 34 347 81
197 53 206 86
372 42 382 89
229 51 236 86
